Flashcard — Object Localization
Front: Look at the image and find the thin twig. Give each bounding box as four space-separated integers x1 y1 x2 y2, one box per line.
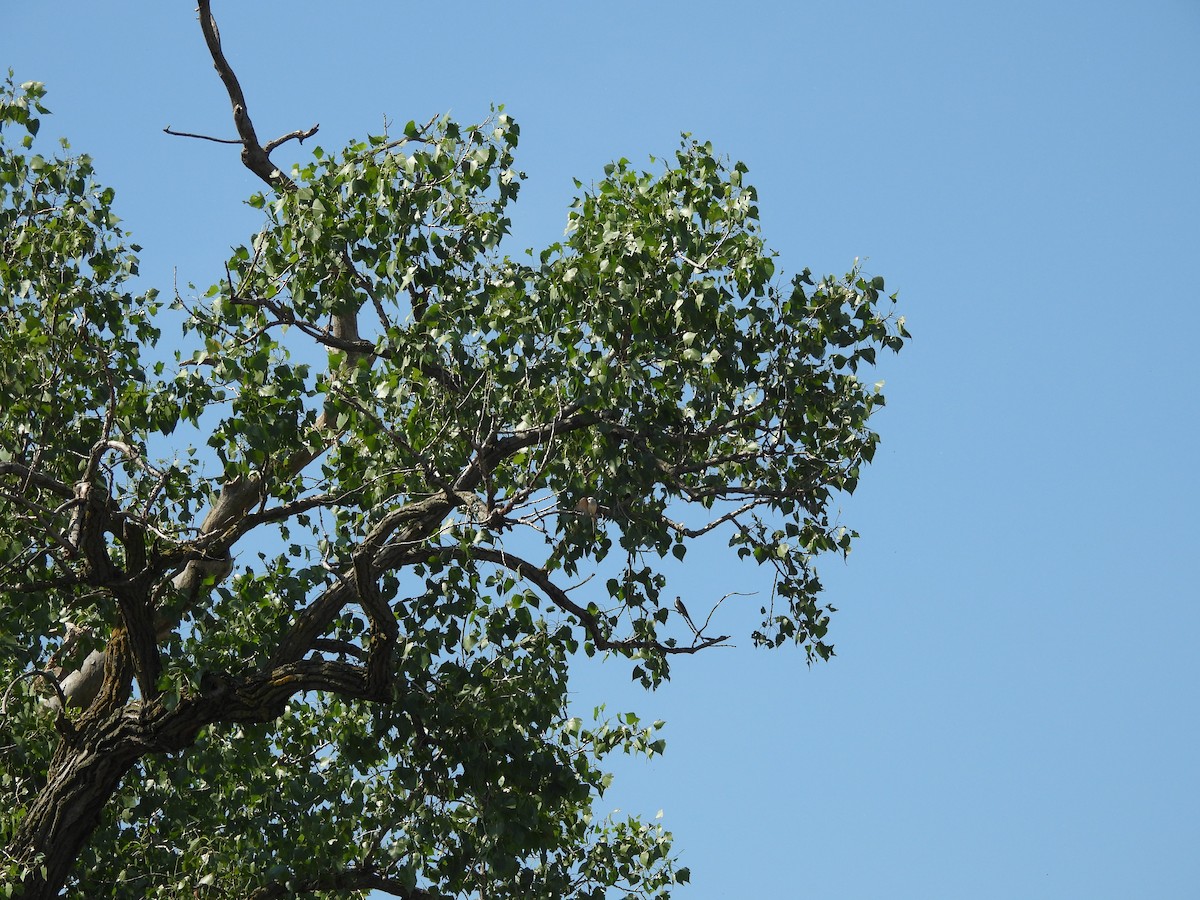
1 670 68 716
162 126 242 145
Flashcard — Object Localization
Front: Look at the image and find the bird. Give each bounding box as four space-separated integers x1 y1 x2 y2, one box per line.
575 496 599 522
674 597 698 634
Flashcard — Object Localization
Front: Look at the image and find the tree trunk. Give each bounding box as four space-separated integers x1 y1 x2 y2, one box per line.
13 628 198 897
10 712 147 898
8 657 372 896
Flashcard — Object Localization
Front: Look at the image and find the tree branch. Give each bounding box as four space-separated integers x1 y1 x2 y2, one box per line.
0 461 74 499
263 123 320 154
271 492 459 666
195 0 290 190
245 865 436 900
57 101 378 704
161 125 241 144
440 547 729 655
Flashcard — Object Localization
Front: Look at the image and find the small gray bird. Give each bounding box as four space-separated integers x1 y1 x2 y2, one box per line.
674 597 698 634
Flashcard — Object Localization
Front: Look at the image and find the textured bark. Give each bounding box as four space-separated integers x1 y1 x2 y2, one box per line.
15 625 185 896
12 712 154 897
11 658 384 897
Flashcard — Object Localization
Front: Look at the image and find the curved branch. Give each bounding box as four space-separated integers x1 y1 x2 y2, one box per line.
271 492 459 666
162 125 241 144
196 0 290 190
190 658 393 731
1 669 67 716
442 547 729 656
246 866 435 900
263 123 320 154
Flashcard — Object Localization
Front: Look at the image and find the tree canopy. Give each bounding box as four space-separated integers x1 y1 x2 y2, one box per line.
0 4 906 897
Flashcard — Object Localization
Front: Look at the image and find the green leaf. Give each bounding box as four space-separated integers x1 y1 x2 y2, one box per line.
0 65 904 900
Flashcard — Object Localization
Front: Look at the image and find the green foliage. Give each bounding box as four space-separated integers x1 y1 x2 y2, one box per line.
0 66 905 899
0 74 171 724
86 630 677 898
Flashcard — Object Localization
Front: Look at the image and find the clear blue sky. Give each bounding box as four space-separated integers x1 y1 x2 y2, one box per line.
6 2 1199 897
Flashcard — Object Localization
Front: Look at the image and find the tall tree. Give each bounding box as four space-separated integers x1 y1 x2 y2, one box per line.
0 4 906 897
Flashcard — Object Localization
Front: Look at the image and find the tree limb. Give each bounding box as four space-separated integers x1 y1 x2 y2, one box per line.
245 866 436 900
441 547 729 655
161 125 241 144
57 0 362 705
195 0 290 190
263 123 320 154
0 461 74 499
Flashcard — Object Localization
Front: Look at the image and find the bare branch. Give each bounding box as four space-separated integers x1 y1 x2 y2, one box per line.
162 125 241 145
195 0 289 190
661 500 758 539
263 123 320 154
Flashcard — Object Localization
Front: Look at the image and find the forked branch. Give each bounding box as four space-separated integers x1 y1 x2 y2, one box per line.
195 0 302 189
443 547 730 655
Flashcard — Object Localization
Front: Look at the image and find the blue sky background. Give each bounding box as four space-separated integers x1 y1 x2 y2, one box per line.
6 2 1199 897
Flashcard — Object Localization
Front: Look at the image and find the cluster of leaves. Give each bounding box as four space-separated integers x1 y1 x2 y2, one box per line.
0 59 905 899
84 621 679 899
0 74 197 698
0 80 168 477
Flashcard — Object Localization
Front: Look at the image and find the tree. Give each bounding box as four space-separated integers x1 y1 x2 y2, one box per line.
0 4 907 897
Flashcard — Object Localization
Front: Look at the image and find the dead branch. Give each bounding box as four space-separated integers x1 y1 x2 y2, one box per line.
264 123 320 154
162 126 241 145
195 0 290 189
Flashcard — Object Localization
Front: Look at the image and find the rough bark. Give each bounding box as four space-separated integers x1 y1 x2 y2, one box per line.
12 658 386 897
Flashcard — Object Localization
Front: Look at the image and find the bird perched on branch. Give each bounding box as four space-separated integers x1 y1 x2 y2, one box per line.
575 496 599 522
674 597 698 634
